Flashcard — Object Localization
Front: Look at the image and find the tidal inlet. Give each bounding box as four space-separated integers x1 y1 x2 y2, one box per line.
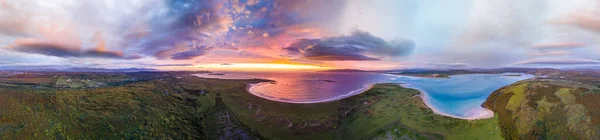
1 0 600 140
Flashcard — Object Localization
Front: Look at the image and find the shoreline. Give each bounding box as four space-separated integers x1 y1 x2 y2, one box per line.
391 74 451 79
400 83 494 120
194 73 497 120
246 82 375 104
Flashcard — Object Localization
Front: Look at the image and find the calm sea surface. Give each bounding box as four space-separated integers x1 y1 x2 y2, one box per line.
194 71 533 119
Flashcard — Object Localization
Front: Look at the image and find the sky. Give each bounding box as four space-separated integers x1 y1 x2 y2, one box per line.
1 0 600 71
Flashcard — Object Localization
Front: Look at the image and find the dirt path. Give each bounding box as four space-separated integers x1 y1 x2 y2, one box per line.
206 93 263 140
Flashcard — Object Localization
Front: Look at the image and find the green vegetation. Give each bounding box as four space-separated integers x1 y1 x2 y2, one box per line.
0 72 508 139
336 84 503 140
504 83 528 111
484 79 600 139
0 76 207 139
54 77 102 88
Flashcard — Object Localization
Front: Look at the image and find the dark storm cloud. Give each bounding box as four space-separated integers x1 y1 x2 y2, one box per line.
285 31 415 61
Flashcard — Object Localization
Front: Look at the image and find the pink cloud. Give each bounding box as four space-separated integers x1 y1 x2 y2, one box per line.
550 9 600 33
530 51 572 56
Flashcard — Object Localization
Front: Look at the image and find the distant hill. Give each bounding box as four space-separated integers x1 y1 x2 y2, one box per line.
63 67 158 72
381 67 560 75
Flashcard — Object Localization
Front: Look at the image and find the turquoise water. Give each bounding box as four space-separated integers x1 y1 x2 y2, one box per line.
393 74 534 119
195 72 533 119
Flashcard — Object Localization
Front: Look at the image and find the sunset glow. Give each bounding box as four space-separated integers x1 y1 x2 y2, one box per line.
0 0 600 70
196 63 332 71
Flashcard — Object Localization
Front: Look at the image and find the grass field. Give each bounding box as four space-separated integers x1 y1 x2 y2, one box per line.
484 79 600 139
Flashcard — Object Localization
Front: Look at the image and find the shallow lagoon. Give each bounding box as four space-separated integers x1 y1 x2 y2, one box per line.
195 71 533 119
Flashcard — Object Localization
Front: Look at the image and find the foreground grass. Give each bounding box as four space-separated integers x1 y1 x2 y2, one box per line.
0 76 206 139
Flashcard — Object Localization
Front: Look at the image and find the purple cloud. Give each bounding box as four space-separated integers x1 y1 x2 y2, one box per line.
285 30 414 61
9 41 138 59
170 45 214 60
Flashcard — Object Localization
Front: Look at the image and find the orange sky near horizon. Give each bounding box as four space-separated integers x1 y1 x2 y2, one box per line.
155 63 332 72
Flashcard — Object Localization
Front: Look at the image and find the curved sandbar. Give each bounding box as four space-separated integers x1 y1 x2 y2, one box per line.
247 82 375 104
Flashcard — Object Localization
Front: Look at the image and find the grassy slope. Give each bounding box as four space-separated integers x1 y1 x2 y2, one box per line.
0 77 206 139
484 79 600 139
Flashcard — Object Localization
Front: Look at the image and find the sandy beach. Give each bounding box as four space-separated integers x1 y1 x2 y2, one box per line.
247 82 375 104
403 83 495 120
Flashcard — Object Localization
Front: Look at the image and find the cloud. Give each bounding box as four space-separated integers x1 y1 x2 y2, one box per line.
528 43 585 57
285 30 414 61
426 62 470 69
515 58 600 65
530 51 572 56
124 0 348 61
6 38 137 59
0 0 236 60
142 63 193 67
532 43 586 50
439 0 546 67
0 1 30 36
129 0 235 58
0 0 354 67
552 12 600 34
220 63 233 65
170 45 214 60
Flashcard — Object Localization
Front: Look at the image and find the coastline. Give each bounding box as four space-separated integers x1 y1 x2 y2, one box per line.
246 82 375 104
195 73 497 120
391 74 451 79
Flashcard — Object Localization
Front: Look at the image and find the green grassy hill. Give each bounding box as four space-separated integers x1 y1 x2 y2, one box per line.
484 79 600 139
